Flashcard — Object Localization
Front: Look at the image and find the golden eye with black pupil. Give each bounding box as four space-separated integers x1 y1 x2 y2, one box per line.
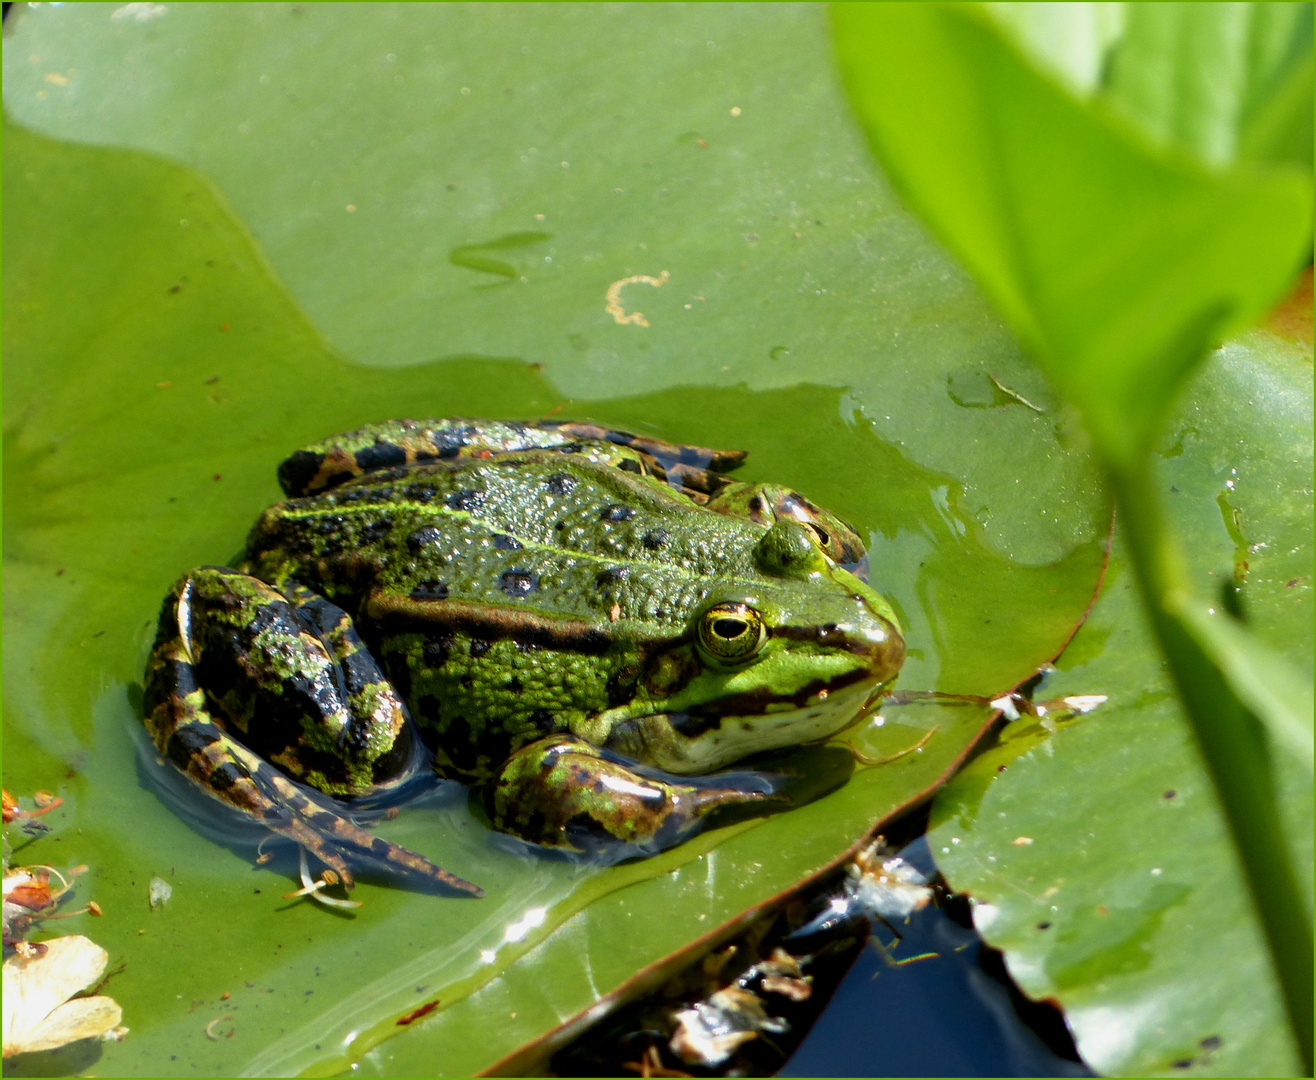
697 602 765 662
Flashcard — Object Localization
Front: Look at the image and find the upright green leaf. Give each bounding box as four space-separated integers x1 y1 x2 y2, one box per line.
833 2 1310 465
833 2 1313 1068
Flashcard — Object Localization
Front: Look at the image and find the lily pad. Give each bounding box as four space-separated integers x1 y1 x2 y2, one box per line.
928 326 1314 1077
4 5 1109 1075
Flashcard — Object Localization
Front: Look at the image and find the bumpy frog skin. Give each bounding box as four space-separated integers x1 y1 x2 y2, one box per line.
143 419 904 895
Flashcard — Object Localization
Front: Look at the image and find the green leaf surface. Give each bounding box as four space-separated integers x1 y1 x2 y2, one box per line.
929 330 1314 1077
2 5 1109 1075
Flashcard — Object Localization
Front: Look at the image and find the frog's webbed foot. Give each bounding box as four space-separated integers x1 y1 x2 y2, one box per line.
485 735 842 857
143 569 483 897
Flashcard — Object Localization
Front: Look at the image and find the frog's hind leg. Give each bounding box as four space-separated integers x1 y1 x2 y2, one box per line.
541 420 748 497
485 735 797 857
143 569 482 896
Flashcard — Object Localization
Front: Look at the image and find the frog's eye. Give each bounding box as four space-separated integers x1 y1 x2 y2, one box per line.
697 602 766 663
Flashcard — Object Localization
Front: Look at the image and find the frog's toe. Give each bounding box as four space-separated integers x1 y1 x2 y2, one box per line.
256 765 485 897
165 720 484 896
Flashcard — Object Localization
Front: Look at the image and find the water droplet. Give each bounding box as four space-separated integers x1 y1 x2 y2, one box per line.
769 346 790 361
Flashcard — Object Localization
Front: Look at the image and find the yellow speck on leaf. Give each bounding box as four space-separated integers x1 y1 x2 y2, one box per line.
1012 836 1034 846
44 73 70 87
730 106 742 117
605 271 670 328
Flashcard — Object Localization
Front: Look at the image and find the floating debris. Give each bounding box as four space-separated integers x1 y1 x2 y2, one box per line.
204 1014 234 1041
670 985 788 1066
396 1001 440 1026
282 849 362 910
148 877 173 909
846 839 934 921
2 935 124 1058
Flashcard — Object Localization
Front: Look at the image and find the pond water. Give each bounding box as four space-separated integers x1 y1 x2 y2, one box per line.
782 835 1092 1078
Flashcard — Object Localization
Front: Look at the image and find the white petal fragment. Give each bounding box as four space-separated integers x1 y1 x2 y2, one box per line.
3 935 123 1058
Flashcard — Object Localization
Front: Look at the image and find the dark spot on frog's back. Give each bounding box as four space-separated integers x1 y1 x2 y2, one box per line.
434 425 476 458
410 581 450 600
408 526 444 551
446 488 485 513
492 533 523 551
361 521 392 544
545 473 576 496
607 663 640 705
469 639 493 658
423 638 451 666
642 528 670 550
596 566 631 588
500 570 538 598
313 513 346 536
600 504 636 523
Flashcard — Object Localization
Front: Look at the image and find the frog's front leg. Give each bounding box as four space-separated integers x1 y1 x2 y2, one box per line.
484 735 794 855
143 568 482 896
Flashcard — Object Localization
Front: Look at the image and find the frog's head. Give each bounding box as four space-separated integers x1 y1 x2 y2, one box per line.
585 519 904 774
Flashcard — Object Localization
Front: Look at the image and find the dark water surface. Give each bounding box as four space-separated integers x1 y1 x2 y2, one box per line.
781 836 1092 1078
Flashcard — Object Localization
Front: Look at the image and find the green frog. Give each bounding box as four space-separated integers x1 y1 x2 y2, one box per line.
143 419 904 896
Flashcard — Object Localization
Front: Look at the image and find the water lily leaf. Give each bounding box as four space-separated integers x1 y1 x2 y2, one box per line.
4 5 1108 1075
929 328 1313 1077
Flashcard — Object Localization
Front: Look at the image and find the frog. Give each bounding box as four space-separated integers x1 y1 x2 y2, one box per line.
143 418 905 897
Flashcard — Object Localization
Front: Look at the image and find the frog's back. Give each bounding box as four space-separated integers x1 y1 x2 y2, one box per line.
247 451 769 628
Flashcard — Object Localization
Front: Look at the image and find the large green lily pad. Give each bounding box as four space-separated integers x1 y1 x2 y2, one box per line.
929 325 1313 1077
3 5 1110 1075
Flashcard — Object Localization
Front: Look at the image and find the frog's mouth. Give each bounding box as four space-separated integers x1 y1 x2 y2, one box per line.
598 675 888 776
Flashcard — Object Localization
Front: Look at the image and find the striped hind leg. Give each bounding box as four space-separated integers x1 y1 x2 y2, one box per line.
143 569 482 896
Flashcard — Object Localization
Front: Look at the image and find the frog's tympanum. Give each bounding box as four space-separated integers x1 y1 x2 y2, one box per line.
143 419 904 896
